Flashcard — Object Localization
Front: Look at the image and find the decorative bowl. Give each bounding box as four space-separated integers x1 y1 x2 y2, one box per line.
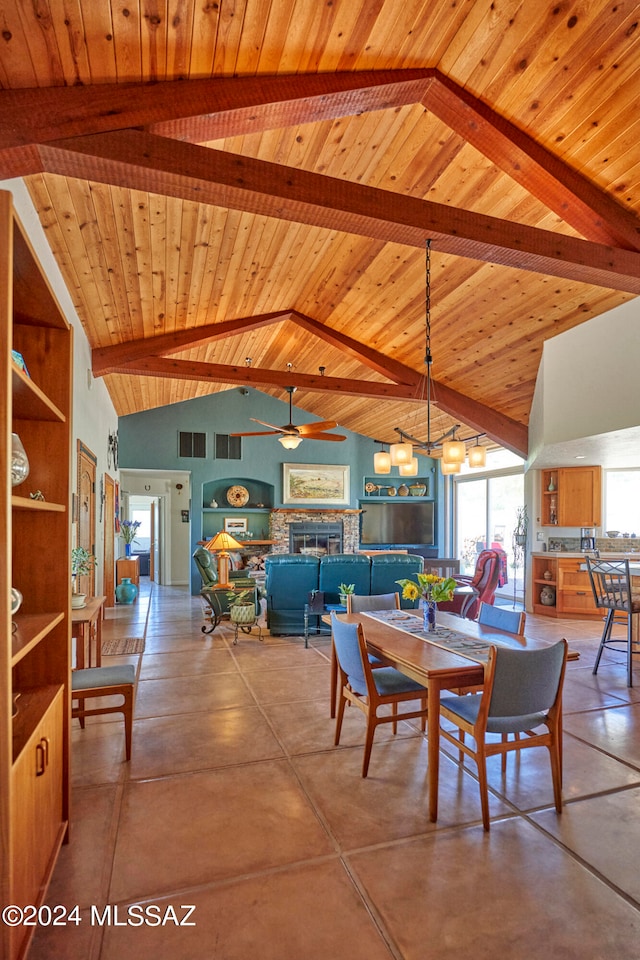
606 531 619 538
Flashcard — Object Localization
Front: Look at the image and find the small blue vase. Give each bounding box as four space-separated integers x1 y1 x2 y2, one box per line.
116 577 138 604
125 543 132 557
423 599 437 632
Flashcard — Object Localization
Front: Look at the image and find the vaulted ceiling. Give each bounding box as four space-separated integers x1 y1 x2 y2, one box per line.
1 0 638 459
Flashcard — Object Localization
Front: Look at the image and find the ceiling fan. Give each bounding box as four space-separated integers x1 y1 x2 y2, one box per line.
231 386 346 449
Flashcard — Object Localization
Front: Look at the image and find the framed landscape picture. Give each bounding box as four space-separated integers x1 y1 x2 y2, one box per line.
283 463 350 505
224 517 248 534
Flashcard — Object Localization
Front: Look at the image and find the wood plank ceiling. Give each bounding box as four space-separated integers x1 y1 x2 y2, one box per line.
0 0 638 459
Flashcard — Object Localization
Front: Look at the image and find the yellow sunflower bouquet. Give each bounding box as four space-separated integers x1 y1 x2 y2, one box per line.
395 572 457 604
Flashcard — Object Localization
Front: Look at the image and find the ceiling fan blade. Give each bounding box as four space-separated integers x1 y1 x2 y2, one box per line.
296 420 338 435
303 432 347 442
249 418 287 432
230 429 282 437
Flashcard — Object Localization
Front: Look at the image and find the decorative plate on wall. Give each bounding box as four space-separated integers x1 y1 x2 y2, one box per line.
226 484 250 507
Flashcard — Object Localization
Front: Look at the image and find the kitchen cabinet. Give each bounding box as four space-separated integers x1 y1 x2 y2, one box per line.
2 192 72 960
540 466 601 527
531 554 600 619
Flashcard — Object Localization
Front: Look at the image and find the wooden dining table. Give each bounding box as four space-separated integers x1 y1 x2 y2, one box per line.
330 609 579 823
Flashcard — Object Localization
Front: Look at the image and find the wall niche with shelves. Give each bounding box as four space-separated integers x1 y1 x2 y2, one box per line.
363 477 431 500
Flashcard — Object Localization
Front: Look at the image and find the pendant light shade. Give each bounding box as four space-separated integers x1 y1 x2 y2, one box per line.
374 449 391 474
442 438 466 464
399 457 419 477
390 441 413 466
468 444 487 468
440 459 461 475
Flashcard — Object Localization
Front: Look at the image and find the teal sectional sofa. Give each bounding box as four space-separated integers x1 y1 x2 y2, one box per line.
264 552 424 636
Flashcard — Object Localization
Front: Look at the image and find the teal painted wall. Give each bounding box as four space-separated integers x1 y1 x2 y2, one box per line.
118 387 440 591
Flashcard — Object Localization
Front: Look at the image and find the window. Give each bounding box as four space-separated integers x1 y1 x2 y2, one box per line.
178 431 206 458
215 433 242 460
604 470 640 534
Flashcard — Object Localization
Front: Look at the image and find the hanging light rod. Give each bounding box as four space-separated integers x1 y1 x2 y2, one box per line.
392 425 487 451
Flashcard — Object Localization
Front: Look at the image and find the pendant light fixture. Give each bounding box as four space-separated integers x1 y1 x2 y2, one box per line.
442 433 466 465
390 441 413 466
440 459 461 475
468 444 487 468
373 443 391 474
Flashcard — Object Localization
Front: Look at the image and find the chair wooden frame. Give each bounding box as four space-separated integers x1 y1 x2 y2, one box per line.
586 557 640 687
332 615 428 777
71 664 136 760
439 639 568 830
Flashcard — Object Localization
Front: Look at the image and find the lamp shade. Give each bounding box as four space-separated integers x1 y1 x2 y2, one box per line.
440 459 461 475
373 450 391 474
399 457 419 477
279 434 303 450
468 444 487 468
390 441 413 466
204 531 244 552
442 439 466 464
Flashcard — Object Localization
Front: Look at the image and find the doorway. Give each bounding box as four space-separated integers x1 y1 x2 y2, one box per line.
76 441 97 597
127 495 163 584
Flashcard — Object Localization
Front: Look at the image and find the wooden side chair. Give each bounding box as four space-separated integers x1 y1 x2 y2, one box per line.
477 602 526 635
439 639 568 830
327 593 400 718
71 664 136 760
331 613 428 777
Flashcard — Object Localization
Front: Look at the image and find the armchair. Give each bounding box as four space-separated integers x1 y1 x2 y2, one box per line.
438 549 502 620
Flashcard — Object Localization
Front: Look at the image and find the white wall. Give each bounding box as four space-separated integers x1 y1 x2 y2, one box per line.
5 179 119 594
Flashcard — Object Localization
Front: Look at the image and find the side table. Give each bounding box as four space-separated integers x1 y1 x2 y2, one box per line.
116 556 140 590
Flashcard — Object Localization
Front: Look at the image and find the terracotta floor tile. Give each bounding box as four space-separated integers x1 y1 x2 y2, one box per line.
109 760 334 902
128 706 285 778
100 861 394 960
133 672 253 719
349 818 640 959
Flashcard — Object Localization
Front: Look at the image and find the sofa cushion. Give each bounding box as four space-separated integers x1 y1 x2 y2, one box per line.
370 553 424 608
319 554 372 604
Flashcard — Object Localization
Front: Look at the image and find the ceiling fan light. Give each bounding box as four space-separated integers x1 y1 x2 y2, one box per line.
390 442 413 466
468 444 487 468
373 450 391 474
279 434 303 450
440 459 461 475
399 457 419 477
442 439 466 464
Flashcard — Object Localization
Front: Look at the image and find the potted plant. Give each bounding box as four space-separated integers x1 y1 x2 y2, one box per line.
514 505 528 547
120 519 142 557
338 582 355 605
226 589 256 625
71 546 97 609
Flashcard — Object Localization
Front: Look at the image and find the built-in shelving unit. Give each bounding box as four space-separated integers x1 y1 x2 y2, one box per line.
2 191 72 960
362 477 431 500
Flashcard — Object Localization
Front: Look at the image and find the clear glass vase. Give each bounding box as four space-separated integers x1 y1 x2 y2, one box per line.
11 433 30 487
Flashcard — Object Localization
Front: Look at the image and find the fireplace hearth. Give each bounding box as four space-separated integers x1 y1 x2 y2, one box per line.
269 509 361 554
289 522 343 555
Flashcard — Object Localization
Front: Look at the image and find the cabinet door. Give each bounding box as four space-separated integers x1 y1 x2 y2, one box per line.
557 561 599 616
10 689 64 933
558 467 601 526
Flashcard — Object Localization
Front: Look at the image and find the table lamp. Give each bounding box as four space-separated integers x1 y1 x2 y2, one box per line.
204 530 244 589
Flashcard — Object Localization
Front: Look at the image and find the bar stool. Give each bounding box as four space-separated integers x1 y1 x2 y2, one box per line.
586 557 640 687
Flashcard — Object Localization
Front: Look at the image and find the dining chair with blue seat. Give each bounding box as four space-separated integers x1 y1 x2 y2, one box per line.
331 613 429 777
71 663 136 761
438 638 568 830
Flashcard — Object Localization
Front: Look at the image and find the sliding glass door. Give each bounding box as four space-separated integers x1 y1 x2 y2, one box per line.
455 468 524 602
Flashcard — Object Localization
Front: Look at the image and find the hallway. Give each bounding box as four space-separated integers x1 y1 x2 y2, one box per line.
31 582 640 958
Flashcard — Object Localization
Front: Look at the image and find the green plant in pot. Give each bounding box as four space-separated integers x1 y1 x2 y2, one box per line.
226 589 256 625
338 583 355 605
71 546 97 609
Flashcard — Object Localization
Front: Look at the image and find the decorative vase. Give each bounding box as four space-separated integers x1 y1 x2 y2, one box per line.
125 543 132 557
540 585 556 606
11 433 30 487
547 477 556 492
116 577 138 604
423 599 437 632
230 603 255 624
71 593 86 609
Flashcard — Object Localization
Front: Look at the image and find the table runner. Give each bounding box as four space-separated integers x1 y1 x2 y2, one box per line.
362 609 493 663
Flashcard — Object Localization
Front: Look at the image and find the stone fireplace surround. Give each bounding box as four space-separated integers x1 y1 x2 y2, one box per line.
269 508 361 554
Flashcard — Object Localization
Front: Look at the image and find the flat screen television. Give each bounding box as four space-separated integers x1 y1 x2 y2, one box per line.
360 501 435 545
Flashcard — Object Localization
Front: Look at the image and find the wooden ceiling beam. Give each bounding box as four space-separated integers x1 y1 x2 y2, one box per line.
102 356 419 399
287 311 421 385
92 310 293 375
0 70 435 154
425 74 640 252
39 131 640 293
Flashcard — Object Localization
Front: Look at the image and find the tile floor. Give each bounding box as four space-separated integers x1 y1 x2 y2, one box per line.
29 582 640 959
